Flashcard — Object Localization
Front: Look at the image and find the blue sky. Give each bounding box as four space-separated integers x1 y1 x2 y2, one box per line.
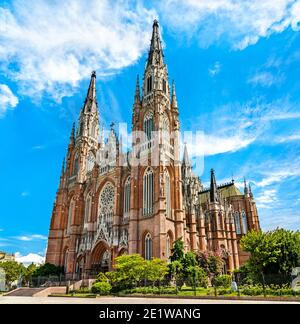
0 0 300 264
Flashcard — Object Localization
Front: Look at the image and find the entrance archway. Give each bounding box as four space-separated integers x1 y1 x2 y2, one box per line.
90 240 111 274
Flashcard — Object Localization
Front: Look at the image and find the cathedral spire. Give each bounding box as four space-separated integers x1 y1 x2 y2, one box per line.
69 122 75 146
171 80 178 109
147 19 164 67
134 75 140 103
210 168 219 203
82 71 97 113
182 143 191 167
249 183 253 199
244 177 249 196
76 71 99 144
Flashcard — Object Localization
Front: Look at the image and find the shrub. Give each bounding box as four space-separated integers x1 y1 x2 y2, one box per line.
217 288 232 296
213 275 232 288
91 282 112 295
96 272 108 283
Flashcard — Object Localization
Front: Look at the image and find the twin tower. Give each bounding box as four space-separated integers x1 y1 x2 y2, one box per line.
46 20 260 278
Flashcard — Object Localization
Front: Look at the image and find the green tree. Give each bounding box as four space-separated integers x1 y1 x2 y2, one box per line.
23 263 37 285
32 263 64 277
113 254 147 285
170 238 185 262
241 228 300 276
144 258 168 282
0 261 24 286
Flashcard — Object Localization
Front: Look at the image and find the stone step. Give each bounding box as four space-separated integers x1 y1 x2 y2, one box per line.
5 288 45 296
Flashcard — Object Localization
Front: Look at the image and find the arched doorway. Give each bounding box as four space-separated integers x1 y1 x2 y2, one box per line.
90 241 111 275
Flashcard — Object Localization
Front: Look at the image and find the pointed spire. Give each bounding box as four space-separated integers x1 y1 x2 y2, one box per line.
249 183 253 199
182 143 191 166
210 168 219 203
61 157 65 175
171 80 178 109
59 157 65 188
244 177 249 196
82 71 97 113
134 75 140 103
69 122 75 146
147 19 164 67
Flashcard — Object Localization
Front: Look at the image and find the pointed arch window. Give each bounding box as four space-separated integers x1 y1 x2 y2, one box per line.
147 75 152 93
85 194 91 224
234 212 241 235
143 168 154 216
87 151 95 173
144 111 154 141
166 233 171 260
145 233 153 260
165 170 171 218
163 79 167 93
162 114 170 144
241 210 248 234
73 155 79 175
124 177 131 221
68 199 75 233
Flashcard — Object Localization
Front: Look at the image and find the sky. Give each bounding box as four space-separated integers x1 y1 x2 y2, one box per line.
0 0 300 264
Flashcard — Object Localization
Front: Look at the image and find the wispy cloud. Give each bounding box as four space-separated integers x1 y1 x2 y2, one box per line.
273 132 300 143
248 71 284 87
208 61 221 77
12 234 47 242
159 0 300 50
0 84 18 117
15 252 45 266
0 0 156 101
256 189 278 209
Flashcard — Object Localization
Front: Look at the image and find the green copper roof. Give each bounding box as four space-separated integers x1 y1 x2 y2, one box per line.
198 183 243 204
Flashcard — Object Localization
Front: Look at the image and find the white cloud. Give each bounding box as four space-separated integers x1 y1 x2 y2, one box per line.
255 167 300 187
208 61 221 77
256 189 278 209
0 0 157 101
0 84 18 117
160 0 300 49
12 234 47 242
15 252 45 266
274 132 300 143
185 133 255 157
248 71 284 87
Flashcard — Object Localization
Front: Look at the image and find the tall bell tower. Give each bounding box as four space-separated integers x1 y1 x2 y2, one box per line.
129 20 184 260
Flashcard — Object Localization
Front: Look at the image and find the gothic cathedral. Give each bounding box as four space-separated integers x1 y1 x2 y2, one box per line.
46 20 260 278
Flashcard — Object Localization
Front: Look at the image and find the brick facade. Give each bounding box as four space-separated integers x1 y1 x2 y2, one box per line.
46 20 260 278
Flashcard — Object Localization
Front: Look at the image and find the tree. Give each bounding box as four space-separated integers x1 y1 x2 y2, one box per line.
112 254 146 285
22 263 37 285
170 238 185 262
196 251 224 278
241 228 300 277
32 263 64 277
144 258 168 282
0 261 25 287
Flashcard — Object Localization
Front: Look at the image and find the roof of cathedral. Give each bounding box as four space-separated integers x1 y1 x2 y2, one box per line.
198 181 243 204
